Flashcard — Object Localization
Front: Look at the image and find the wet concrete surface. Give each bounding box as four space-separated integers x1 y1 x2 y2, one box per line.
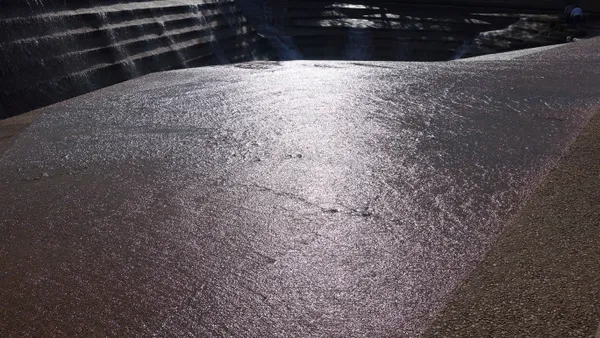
2 38 600 336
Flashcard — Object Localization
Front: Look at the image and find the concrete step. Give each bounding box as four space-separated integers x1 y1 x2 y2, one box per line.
1 7 243 45
0 0 263 118
0 12 250 70
2 24 256 89
0 2 242 42
0 0 234 20
0 32 260 116
0 21 256 90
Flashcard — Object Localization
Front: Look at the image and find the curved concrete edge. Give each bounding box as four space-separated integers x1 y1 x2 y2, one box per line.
456 43 566 61
425 110 600 337
0 111 38 155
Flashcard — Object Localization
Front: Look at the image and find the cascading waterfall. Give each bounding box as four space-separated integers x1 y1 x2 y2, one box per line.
0 0 264 119
190 4 229 64
98 12 141 77
25 0 46 7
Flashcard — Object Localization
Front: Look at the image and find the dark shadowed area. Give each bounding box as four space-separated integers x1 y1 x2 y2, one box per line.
3 0 598 119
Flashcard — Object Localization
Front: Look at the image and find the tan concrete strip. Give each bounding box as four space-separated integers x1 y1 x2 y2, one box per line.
426 111 600 337
0 111 39 155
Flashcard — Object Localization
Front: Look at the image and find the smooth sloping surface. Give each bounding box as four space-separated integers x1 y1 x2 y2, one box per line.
2 39 600 336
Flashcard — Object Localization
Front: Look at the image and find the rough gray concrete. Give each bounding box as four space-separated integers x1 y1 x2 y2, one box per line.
2 38 600 336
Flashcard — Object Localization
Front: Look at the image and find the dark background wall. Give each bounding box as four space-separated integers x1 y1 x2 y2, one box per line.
0 0 266 119
266 0 584 62
1 0 596 119
340 0 599 12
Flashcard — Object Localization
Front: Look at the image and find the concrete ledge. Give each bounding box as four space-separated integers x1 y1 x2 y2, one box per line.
0 110 38 155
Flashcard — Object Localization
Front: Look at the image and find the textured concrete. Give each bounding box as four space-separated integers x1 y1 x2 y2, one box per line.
425 111 600 337
2 38 600 336
0 110 38 155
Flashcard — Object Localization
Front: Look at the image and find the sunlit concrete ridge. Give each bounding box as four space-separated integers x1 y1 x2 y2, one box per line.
2 36 600 335
1 0 600 337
